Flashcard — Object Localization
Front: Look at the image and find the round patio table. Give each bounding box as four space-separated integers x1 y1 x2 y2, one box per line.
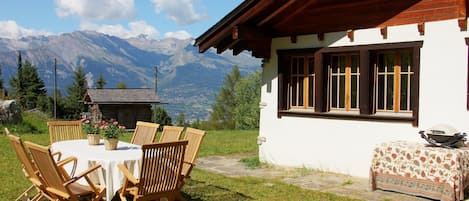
51 139 142 201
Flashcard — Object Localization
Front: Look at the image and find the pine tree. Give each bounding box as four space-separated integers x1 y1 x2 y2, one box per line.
95 73 106 89
65 66 88 119
208 66 241 129
21 61 47 109
9 51 26 106
8 58 46 110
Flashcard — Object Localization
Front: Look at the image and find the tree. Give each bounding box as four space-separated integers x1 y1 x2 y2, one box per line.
95 73 106 89
190 118 202 129
9 51 25 106
208 66 241 129
9 58 47 110
153 107 172 130
45 91 67 118
233 71 261 129
65 66 88 119
116 81 127 89
175 112 187 126
22 61 47 109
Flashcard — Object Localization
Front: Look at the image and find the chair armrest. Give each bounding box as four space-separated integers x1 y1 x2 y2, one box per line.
51 151 62 161
57 156 77 178
64 164 101 186
118 164 139 184
182 161 196 178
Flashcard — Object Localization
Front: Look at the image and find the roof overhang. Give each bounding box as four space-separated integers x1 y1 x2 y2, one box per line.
195 0 468 59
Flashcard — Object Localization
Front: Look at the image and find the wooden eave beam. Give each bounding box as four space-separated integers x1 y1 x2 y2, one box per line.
347 30 354 42
232 46 245 56
418 23 425 36
232 25 272 41
317 33 324 41
197 0 274 53
274 0 319 27
458 0 467 18
232 39 271 58
215 37 240 54
458 0 467 31
257 0 297 26
459 18 467 31
380 27 387 39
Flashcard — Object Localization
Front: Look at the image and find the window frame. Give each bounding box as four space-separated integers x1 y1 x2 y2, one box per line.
277 41 422 126
326 53 361 111
278 49 319 114
374 49 414 114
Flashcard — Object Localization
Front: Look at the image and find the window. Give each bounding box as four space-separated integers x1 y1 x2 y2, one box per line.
374 49 413 113
327 53 360 111
277 41 421 126
288 56 315 109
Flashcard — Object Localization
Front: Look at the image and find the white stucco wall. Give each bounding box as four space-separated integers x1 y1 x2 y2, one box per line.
258 19 469 177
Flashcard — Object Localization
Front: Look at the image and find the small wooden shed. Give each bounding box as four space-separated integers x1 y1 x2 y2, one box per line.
83 88 160 129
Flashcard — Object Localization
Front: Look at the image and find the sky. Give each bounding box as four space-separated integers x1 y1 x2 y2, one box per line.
0 0 243 40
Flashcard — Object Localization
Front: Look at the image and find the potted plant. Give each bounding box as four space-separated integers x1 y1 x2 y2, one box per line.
82 118 100 145
99 119 126 150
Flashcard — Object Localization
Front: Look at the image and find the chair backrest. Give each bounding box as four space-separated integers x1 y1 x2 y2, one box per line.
159 126 184 142
182 128 206 176
25 141 71 198
138 141 187 196
47 120 83 143
6 131 42 186
131 121 159 145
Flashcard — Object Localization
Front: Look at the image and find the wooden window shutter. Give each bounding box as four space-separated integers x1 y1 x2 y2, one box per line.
411 46 421 126
359 50 372 114
314 53 326 112
277 54 289 116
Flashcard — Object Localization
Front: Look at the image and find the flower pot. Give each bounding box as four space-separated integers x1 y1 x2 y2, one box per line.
104 138 119 150
87 134 100 145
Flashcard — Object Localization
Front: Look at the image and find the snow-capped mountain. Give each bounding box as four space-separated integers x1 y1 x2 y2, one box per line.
0 31 262 121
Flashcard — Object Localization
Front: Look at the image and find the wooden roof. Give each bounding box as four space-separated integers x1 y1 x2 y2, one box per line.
195 0 468 59
83 89 160 104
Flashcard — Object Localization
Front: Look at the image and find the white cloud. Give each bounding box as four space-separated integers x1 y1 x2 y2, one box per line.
151 0 207 26
80 21 160 39
164 30 192 40
55 0 135 20
0 20 53 39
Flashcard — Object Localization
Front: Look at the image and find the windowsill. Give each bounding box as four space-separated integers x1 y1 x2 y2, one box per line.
278 109 414 124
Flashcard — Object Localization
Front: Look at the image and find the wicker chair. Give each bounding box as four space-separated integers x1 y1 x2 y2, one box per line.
130 121 160 145
159 126 184 142
118 141 188 201
25 141 105 201
176 128 206 200
47 120 84 143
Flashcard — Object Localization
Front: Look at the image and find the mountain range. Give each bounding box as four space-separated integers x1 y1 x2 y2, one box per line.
0 31 261 121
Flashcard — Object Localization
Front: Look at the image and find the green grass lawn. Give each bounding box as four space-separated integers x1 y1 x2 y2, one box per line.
0 112 361 201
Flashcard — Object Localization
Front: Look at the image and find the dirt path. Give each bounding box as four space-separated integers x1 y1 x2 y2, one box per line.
196 155 433 201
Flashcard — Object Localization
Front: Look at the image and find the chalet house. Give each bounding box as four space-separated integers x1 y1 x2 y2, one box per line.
195 0 469 177
83 88 160 129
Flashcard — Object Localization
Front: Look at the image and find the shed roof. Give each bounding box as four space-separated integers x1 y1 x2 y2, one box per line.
84 88 160 104
195 0 467 59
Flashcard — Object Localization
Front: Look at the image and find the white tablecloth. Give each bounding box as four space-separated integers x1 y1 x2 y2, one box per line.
51 139 142 201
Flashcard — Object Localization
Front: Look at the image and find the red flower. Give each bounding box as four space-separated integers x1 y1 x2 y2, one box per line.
420 157 426 162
